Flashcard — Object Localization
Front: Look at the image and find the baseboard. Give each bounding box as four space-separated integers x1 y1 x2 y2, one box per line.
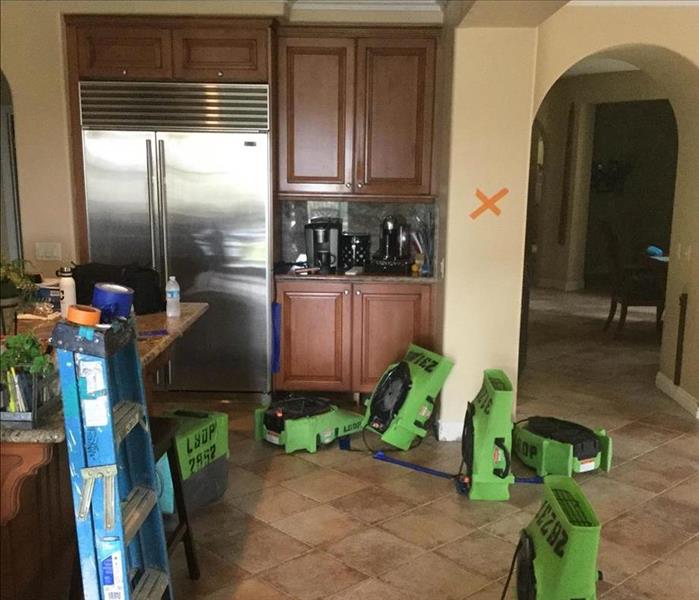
655 372 699 419
437 420 463 441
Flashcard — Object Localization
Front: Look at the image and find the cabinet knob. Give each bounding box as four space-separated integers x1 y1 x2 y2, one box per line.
122 68 128 76
357 183 363 188
217 71 224 78
355 290 361 296
345 183 351 189
344 289 349 295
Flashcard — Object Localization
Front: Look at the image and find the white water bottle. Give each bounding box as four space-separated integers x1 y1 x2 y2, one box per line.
56 266 76 318
165 276 181 318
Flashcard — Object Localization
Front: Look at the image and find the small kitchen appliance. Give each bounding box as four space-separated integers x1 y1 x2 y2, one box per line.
340 233 370 272
304 218 342 274
367 215 412 274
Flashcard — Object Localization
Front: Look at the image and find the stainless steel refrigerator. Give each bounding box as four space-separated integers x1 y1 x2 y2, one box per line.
80 82 271 392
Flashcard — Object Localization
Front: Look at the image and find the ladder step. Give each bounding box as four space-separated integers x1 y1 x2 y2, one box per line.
114 401 144 445
133 568 169 600
123 486 157 544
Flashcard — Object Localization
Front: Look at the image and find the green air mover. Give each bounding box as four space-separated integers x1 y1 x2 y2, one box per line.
514 417 612 478
512 475 601 599
363 344 454 451
456 369 515 500
254 396 364 454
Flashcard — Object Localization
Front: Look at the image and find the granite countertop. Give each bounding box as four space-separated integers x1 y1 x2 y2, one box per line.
275 273 440 284
0 302 208 444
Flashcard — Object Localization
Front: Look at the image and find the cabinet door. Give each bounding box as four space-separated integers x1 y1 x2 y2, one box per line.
278 38 355 194
352 283 432 392
355 38 436 196
276 281 352 391
76 25 173 80
173 27 268 82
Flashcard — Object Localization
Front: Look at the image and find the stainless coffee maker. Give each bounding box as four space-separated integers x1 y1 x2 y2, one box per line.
304 218 341 274
367 215 412 274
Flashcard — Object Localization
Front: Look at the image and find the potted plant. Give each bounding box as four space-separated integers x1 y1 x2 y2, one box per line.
1 258 38 335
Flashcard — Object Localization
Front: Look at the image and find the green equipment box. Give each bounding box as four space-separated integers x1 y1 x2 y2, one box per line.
363 344 454 451
254 397 364 454
516 475 601 599
514 416 612 477
165 409 229 480
457 369 515 501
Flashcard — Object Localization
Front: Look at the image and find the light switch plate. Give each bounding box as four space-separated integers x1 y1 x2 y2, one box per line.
35 242 62 261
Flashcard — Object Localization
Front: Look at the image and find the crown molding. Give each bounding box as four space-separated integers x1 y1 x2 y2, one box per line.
289 0 445 12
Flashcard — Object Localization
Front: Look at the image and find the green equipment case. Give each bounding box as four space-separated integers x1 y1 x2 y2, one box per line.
363 344 454 451
457 369 515 500
165 409 229 479
514 416 612 477
515 475 601 599
254 397 364 454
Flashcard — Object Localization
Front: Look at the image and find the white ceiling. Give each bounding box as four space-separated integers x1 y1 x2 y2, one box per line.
289 0 446 12
562 57 641 77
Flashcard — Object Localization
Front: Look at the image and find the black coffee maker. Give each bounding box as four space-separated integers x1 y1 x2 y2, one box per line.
304 218 341 274
368 215 412 274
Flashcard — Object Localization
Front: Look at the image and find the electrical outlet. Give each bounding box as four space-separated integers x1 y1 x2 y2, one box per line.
35 242 62 261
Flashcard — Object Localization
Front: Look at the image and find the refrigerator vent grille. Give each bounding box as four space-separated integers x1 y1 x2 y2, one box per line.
79 82 269 131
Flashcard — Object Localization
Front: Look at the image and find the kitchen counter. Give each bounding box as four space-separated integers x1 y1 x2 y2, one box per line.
275 273 440 284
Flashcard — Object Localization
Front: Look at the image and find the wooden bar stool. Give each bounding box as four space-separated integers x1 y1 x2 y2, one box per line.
150 416 200 580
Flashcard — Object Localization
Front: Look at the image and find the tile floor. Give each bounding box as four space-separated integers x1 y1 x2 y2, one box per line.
157 289 698 599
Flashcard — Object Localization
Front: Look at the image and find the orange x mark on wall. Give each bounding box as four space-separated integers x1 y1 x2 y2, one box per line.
469 187 509 220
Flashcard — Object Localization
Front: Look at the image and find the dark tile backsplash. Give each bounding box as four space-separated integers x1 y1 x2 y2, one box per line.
280 199 437 271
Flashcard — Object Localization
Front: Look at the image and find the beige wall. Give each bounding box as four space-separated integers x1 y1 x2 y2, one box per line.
440 4 699 433
534 71 667 291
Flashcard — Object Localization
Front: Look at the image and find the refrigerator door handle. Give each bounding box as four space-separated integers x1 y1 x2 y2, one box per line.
156 139 170 280
145 139 157 269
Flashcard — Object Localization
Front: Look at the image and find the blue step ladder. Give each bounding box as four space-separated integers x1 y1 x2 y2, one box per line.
54 319 173 600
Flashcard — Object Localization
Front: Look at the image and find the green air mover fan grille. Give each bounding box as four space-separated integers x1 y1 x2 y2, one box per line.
367 361 411 433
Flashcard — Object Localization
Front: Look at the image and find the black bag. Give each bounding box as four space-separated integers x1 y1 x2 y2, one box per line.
72 263 165 315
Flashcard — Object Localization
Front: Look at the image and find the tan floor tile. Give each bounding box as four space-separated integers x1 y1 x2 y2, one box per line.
621 561 699 599
230 485 318 523
281 468 369 502
325 526 423 576
639 411 699 434
191 501 261 538
482 510 534 545
597 537 657 585
579 476 655 523
425 495 519 529
224 465 273 500
171 543 248 598
201 578 293 600
262 550 366 600
379 469 455 504
379 504 472 549
229 438 281 466
610 422 682 462
328 578 421 600
504 480 544 509
272 504 363 546
296 445 358 468
380 551 493 600
465 578 516 599
334 454 414 485
330 485 416 523
635 441 699 473
607 455 696 494
602 508 692 557
438 530 517 580
203 524 310 574
245 454 321 484
661 535 699 570
640 476 699 533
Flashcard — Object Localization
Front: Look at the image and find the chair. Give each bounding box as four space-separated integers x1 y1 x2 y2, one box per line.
150 416 201 580
602 225 665 336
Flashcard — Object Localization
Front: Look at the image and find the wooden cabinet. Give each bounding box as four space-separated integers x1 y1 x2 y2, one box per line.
276 29 437 198
75 24 173 80
69 17 270 82
278 38 355 194
173 26 268 82
355 39 435 196
275 280 433 392
352 283 432 392
275 281 352 391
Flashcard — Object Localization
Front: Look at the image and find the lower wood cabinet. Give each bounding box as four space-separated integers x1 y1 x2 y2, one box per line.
275 280 432 392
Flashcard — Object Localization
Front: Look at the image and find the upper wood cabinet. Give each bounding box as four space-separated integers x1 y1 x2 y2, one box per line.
75 24 173 80
68 17 271 82
355 39 435 196
276 29 438 199
173 26 268 82
278 37 355 195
